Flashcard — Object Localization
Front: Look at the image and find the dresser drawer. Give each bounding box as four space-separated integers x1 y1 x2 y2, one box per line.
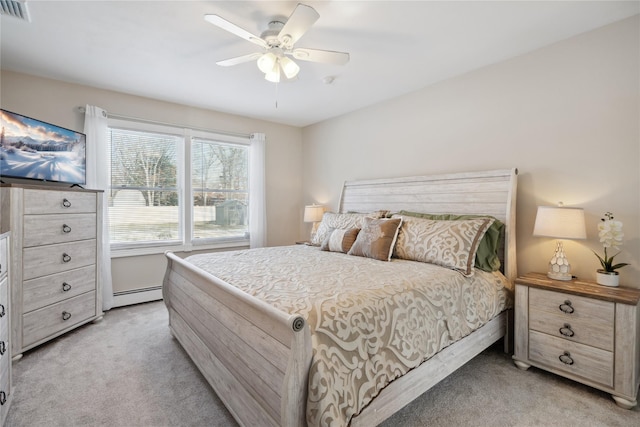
0 277 7 320
23 239 96 280
0 237 7 279
23 213 97 247
23 265 96 313
23 189 96 215
529 330 613 387
0 278 7 345
23 291 96 347
0 341 9 407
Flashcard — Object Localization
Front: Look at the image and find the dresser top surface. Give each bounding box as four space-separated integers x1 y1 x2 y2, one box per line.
517 272 640 305
0 183 102 193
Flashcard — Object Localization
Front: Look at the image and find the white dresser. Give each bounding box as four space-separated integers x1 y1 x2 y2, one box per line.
0 231 12 425
0 184 103 360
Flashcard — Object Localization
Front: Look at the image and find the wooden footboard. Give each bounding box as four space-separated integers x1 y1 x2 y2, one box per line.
163 252 312 427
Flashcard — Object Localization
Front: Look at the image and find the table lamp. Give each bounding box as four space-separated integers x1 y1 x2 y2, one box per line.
533 204 586 281
304 204 324 241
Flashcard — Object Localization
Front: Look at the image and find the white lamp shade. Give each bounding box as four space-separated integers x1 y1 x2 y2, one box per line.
257 52 277 74
279 56 300 79
304 205 324 223
264 64 281 82
533 206 586 240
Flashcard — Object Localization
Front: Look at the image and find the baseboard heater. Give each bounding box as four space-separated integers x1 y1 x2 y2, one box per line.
112 286 163 308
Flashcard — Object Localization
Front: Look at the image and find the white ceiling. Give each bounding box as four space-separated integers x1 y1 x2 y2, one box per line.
1 1 638 127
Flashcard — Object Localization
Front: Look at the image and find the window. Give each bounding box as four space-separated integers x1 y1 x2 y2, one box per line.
107 119 251 254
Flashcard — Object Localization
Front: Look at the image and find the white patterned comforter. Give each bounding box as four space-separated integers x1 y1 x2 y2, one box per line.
186 245 512 427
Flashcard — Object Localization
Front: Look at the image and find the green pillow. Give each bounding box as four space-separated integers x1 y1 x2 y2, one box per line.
398 210 504 272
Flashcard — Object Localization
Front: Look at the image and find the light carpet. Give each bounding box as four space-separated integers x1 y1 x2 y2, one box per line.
5 301 639 426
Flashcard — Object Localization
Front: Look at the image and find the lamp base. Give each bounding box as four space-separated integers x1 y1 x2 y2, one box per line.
547 241 573 281
548 271 573 281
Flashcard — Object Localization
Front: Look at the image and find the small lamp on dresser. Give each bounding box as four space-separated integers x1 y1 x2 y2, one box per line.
533 203 586 281
303 204 324 241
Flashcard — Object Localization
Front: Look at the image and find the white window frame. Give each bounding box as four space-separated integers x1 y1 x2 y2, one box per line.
108 118 251 258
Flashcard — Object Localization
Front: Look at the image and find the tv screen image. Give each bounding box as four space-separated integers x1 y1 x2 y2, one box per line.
0 109 86 185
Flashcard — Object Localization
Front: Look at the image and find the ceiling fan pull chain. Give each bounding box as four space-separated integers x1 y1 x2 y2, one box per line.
275 81 279 109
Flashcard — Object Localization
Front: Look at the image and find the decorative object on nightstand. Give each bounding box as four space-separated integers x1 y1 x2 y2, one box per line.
533 203 586 281
593 212 628 287
303 204 324 242
513 273 640 409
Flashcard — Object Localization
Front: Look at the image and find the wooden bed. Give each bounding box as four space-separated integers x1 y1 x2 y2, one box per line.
163 168 518 427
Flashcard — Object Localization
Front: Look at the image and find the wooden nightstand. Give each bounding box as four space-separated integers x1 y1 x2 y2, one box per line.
513 272 640 409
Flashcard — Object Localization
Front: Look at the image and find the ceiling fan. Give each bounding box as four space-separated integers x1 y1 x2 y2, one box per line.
205 3 350 83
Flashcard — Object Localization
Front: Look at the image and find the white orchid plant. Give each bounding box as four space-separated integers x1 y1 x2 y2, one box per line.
594 212 628 273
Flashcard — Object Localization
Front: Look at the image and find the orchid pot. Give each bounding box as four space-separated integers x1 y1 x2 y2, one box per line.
596 269 619 287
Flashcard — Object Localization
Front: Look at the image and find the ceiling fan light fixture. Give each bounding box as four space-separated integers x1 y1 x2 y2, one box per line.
257 52 277 74
279 56 300 79
264 64 281 83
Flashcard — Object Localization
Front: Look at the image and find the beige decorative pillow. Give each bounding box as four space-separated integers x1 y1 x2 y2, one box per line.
347 217 403 261
320 228 360 253
311 211 387 245
393 215 495 276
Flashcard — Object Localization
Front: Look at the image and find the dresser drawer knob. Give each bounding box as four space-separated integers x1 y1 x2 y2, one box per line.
62 198 72 208
62 311 72 321
62 224 72 233
62 282 72 292
62 253 72 263
0 391 5 405
0 341 5 356
0 304 4 318
559 324 575 337
559 300 575 314
559 351 574 366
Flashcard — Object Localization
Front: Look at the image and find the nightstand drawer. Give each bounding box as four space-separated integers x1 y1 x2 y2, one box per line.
23 213 96 247
529 305 615 351
529 330 613 387
24 189 96 215
22 291 96 347
23 265 96 313
23 239 96 280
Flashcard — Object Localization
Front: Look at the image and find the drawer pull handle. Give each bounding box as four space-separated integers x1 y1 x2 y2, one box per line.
559 351 574 366
62 198 71 208
62 253 72 263
559 324 575 337
62 224 72 233
62 311 72 321
62 282 72 292
0 391 5 405
0 304 4 318
559 300 575 314
0 341 5 356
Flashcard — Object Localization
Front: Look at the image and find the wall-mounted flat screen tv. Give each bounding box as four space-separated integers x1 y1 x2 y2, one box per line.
0 109 86 185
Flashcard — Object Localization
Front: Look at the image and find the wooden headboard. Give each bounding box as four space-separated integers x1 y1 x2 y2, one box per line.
338 168 518 284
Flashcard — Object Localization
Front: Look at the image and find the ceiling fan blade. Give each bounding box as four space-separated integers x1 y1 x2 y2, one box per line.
204 14 267 49
291 48 350 65
278 4 320 47
216 52 262 67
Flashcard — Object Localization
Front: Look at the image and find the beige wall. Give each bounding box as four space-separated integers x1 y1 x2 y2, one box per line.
0 71 303 293
302 16 640 287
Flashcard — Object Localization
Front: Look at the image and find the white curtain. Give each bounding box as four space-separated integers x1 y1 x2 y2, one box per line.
249 133 266 248
84 105 114 311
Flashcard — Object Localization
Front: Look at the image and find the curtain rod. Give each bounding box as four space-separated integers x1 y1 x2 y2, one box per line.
76 106 251 139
